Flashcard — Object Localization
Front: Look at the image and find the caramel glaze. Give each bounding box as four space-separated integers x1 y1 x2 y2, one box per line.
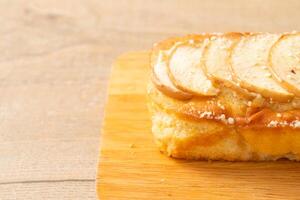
149 81 300 129
178 103 300 129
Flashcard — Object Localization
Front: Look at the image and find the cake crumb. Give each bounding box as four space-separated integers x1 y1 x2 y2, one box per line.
130 144 136 148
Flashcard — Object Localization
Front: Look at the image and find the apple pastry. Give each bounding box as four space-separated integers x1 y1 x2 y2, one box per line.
148 32 300 161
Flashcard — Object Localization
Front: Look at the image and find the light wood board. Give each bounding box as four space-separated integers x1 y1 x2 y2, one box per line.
97 51 300 200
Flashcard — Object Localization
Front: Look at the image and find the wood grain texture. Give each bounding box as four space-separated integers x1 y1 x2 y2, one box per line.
0 181 96 200
97 52 300 200
2 0 300 199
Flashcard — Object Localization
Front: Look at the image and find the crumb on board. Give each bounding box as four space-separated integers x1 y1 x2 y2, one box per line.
130 143 136 148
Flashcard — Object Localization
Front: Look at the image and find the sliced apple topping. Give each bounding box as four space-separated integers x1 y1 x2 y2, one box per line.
152 50 193 100
203 33 241 83
167 39 219 96
203 33 255 99
269 33 300 96
230 33 293 102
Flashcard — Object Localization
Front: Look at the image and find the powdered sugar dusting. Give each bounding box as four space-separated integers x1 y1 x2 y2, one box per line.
200 111 214 119
267 121 279 128
291 120 300 128
185 108 299 128
267 120 300 128
280 121 288 126
227 117 235 125
215 114 226 123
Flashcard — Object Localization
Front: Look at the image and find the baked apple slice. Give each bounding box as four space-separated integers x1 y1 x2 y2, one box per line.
230 33 293 101
269 33 300 97
203 33 241 83
167 37 219 96
203 32 255 98
151 50 193 100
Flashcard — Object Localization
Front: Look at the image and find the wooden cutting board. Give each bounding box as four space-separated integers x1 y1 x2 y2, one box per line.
96 51 300 200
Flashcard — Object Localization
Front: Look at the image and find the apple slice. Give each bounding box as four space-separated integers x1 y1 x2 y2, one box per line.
202 33 255 98
230 33 293 102
151 49 192 100
167 37 219 96
203 33 241 82
269 33 300 97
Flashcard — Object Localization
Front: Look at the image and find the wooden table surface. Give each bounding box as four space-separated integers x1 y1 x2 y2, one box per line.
0 0 300 199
